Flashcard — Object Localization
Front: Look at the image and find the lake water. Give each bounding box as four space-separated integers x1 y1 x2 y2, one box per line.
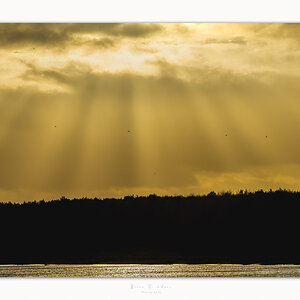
1 264 300 277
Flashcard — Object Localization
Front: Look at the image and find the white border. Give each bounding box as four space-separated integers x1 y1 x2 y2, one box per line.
1 0 300 299
0 0 300 22
0 278 300 299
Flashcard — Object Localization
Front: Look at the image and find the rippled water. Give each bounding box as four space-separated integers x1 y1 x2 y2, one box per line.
1 264 300 277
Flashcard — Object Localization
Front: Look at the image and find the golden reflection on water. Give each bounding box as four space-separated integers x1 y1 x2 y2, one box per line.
1 264 300 277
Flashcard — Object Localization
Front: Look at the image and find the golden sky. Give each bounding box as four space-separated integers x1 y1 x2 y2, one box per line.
1 23 300 202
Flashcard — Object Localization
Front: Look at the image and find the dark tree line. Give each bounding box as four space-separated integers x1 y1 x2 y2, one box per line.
0 189 300 264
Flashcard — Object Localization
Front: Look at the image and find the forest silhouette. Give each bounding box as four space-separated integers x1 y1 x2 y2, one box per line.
1 189 300 265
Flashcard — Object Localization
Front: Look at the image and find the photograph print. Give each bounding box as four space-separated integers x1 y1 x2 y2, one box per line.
1 23 300 277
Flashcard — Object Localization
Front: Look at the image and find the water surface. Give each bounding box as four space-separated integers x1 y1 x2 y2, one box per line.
1 264 300 277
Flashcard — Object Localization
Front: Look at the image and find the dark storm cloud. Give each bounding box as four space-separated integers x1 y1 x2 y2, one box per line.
241 23 300 43
0 23 163 48
202 36 247 45
88 37 116 48
0 24 69 46
60 23 163 37
272 23 300 42
112 23 162 37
